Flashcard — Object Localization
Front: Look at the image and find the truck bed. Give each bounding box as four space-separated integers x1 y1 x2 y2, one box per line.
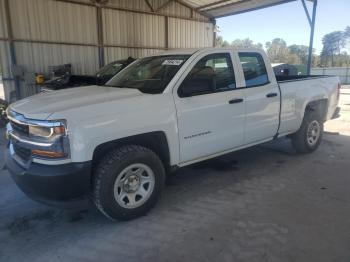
277 74 339 136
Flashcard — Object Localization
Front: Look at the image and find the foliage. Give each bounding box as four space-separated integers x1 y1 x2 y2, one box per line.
320 29 348 66
216 36 230 47
216 26 350 68
230 38 263 49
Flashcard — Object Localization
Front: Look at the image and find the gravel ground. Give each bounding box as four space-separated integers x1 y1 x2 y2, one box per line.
0 87 349 262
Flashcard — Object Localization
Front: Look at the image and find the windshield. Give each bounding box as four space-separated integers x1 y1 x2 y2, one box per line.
96 62 124 78
106 55 190 94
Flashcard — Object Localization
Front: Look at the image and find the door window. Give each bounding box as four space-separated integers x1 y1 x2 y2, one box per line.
239 52 269 87
178 53 236 97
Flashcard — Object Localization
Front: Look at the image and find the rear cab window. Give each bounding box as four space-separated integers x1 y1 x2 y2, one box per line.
238 52 269 87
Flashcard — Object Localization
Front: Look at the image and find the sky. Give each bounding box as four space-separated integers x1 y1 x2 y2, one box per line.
216 0 350 54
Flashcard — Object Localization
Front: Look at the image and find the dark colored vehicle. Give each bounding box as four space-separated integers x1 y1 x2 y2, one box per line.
43 57 135 91
0 98 8 127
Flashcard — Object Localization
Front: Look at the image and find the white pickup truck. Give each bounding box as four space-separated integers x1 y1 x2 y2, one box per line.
6 48 340 220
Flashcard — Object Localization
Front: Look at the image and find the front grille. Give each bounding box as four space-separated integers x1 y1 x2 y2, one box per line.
13 143 31 161
10 120 29 135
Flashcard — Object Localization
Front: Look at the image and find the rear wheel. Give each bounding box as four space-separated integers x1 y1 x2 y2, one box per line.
291 111 323 153
92 145 165 221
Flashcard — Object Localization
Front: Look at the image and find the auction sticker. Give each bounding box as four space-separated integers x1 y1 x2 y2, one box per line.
162 60 183 66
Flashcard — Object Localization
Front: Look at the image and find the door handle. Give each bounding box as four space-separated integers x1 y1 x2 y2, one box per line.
266 92 278 98
228 98 244 104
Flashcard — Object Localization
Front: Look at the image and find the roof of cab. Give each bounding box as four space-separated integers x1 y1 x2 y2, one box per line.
155 47 265 56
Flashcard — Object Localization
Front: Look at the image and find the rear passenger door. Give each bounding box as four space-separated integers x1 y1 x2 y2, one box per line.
238 52 280 144
174 51 245 163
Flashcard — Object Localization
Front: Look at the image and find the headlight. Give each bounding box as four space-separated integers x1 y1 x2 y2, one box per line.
29 125 65 138
7 109 70 160
29 121 69 159
29 126 53 137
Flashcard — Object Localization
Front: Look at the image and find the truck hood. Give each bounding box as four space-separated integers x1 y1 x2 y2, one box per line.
10 85 144 119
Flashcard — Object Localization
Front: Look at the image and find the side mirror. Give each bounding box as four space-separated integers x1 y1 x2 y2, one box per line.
178 80 192 97
179 77 215 97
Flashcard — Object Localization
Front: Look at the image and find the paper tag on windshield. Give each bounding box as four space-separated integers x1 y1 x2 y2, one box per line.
162 60 183 66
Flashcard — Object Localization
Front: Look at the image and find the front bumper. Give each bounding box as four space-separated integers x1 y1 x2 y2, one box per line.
6 149 92 209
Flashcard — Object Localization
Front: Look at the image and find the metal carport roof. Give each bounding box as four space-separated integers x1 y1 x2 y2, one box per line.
178 0 317 74
180 0 300 18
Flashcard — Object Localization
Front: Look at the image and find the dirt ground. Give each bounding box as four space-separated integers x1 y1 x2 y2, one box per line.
0 87 349 262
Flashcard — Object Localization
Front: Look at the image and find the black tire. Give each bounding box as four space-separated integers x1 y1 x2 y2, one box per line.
92 145 165 221
291 110 323 153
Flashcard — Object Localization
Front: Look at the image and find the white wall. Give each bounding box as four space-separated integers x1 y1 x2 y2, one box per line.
312 67 350 85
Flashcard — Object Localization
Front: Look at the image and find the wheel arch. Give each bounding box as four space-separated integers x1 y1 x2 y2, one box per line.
92 131 171 173
304 98 328 121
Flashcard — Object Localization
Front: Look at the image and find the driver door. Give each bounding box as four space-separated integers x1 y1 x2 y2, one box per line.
174 52 246 163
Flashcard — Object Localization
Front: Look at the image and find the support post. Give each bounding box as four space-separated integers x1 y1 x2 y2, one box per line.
164 16 169 49
96 5 105 68
301 0 311 26
4 0 21 100
212 19 217 47
307 0 317 75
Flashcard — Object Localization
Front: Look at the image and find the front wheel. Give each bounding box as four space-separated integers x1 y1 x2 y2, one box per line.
291 111 323 153
92 145 165 221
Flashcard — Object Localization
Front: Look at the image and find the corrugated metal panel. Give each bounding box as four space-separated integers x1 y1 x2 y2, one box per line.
0 41 11 78
0 0 7 38
104 47 162 64
168 18 213 48
0 41 15 100
14 42 99 75
0 0 216 100
104 0 210 21
18 81 38 99
106 0 150 11
159 1 191 17
10 0 97 44
2 81 15 101
103 9 165 48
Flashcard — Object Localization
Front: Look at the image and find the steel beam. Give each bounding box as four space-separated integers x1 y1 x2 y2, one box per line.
197 0 246 11
212 19 217 47
52 0 210 22
165 16 169 49
301 0 312 26
307 0 317 75
96 6 105 67
3 0 21 100
144 0 155 12
0 37 166 50
155 0 173 13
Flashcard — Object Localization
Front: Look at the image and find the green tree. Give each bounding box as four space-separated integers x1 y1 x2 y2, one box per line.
288 45 309 65
231 38 263 49
320 30 347 66
216 36 230 47
265 38 290 63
